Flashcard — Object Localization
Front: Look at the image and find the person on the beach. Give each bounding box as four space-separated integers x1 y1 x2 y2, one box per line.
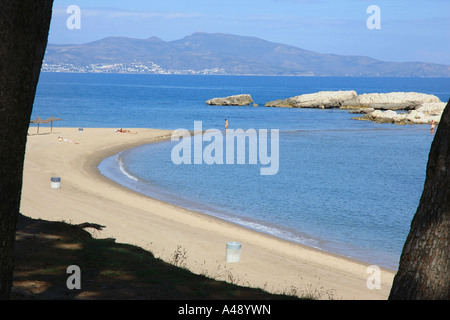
58 136 79 144
225 119 229 131
117 128 137 134
430 120 436 133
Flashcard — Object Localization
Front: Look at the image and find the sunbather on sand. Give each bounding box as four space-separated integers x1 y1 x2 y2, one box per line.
58 136 79 144
116 128 137 134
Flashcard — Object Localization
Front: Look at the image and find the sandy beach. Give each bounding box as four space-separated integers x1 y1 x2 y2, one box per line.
20 127 396 300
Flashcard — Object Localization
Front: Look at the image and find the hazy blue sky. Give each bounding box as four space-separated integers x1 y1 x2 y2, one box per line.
49 0 449 64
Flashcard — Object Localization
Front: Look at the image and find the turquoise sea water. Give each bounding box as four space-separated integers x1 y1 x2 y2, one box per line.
33 73 450 270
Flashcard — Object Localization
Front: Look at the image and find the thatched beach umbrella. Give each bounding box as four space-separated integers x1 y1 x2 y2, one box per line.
46 116 62 133
30 115 50 135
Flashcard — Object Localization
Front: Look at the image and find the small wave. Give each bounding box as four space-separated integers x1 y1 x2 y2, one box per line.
117 154 139 182
222 215 322 249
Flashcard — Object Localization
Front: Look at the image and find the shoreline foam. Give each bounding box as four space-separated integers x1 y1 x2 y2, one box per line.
21 127 396 299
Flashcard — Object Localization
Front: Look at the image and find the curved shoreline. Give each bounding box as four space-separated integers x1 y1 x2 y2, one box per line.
21 127 396 299
100 144 397 270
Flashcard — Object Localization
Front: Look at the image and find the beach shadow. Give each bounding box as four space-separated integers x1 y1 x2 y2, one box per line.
12 214 299 300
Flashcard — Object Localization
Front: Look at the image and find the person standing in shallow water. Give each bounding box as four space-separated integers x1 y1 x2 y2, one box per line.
430 120 436 133
225 119 229 131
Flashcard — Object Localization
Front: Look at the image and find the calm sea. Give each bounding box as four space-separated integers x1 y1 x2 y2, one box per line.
33 73 450 270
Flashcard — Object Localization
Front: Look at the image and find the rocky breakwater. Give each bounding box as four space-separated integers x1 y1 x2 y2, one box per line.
357 102 447 125
356 92 441 110
265 90 445 125
265 90 359 109
352 92 444 125
206 94 253 106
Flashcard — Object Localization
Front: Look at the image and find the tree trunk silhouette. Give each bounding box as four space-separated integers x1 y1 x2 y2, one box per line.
389 98 450 300
0 1 53 299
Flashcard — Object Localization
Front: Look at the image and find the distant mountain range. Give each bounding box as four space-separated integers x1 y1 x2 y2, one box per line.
43 32 450 77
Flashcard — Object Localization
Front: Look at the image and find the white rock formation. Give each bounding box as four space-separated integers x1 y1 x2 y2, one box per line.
415 102 447 116
286 90 358 108
358 107 444 125
263 90 446 125
206 94 253 106
357 92 441 110
265 90 358 108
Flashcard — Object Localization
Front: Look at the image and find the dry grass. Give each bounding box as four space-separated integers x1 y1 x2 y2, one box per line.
11 214 302 300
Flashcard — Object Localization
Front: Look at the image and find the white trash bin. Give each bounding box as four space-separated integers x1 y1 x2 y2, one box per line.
50 177 61 189
226 242 241 263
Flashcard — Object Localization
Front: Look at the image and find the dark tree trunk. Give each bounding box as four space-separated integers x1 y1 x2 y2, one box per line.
0 1 53 299
389 99 450 300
